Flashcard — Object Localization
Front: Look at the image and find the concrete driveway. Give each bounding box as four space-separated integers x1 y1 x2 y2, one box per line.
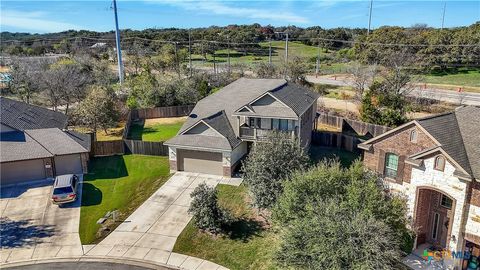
0 177 84 263
84 172 241 269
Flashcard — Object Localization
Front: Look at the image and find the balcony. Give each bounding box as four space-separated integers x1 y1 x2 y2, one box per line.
239 126 297 140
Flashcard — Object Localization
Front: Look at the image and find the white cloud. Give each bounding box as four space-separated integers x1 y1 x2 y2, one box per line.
153 0 309 24
1 10 83 33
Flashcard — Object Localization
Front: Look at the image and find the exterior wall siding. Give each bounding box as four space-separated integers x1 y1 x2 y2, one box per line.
299 104 315 148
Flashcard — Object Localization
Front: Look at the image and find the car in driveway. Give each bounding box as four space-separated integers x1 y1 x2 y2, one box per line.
51 174 79 204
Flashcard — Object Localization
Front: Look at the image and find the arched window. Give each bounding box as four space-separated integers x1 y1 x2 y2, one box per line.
410 129 417 142
434 155 445 171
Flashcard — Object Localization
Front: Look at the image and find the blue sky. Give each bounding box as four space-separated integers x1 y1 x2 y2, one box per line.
1 1 479 33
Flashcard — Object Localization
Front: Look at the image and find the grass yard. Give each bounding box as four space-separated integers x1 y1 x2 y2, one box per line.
173 185 278 270
74 122 125 141
422 68 480 88
79 155 171 244
309 145 361 168
128 116 186 141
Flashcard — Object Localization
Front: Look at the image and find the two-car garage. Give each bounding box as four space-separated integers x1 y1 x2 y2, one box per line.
177 149 223 175
0 159 47 186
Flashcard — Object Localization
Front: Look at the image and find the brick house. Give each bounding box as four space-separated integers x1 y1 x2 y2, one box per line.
358 106 480 268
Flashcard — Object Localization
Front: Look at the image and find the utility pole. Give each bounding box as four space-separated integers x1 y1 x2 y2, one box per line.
227 36 231 74
213 42 216 74
367 0 373 35
188 29 192 77
112 0 124 84
316 40 321 77
285 33 289 64
268 40 272 65
441 1 447 30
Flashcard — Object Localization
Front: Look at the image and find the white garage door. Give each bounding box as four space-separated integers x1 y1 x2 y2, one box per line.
179 149 223 175
55 154 83 175
0 159 46 185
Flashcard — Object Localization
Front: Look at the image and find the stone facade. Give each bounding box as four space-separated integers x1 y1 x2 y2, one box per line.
362 122 480 268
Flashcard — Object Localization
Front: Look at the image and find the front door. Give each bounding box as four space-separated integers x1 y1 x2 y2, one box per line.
430 211 449 248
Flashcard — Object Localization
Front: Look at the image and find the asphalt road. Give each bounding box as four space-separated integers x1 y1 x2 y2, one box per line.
306 75 480 106
4 261 174 270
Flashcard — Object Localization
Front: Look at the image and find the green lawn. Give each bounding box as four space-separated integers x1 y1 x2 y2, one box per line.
128 117 185 141
173 185 278 270
309 145 361 168
422 68 480 88
80 155 171 244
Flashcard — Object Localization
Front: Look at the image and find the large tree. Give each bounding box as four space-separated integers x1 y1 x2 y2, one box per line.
242 131 309 209
74 86 119 133
9 58 49 104
274 161 413 269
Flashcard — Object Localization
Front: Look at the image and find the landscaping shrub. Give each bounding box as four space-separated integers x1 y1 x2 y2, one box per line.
189 183 231 234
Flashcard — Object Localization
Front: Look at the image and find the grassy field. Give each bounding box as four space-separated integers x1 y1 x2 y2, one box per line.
79 155 171 244
422 68 480 88
128 117 186 141
173 185 278 270
191 41 330 68
309 145 361 168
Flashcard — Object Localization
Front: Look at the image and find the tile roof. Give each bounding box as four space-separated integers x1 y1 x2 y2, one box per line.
417 106 480 180
168 78 319 150
0 97 68 131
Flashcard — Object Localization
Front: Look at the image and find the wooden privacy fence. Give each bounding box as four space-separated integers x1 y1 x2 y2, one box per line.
312 131 363 153
131 105 195 120
317 113 391 138
93 140 125 156
124 140 168 156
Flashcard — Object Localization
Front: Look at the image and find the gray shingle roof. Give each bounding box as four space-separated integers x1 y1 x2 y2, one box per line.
166 134 232 151
0 97 67 131
454 106 480 180
26 128 88 156
1 128 89 163
167 78 318 150
0 131 52 162
417 106 480 180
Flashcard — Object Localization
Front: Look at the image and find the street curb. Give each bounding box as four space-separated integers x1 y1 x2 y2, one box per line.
1 256 180 269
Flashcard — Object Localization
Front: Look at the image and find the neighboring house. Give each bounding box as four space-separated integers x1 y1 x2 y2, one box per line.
0 97 91 185
165 78 319 176
358 106 480 267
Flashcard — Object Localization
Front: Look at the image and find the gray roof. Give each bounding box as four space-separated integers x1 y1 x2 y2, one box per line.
26 128 88 156
0 97 67 131
64 130 92 152
0 131 53 162
417 106 480 180
1 128 89 163
167 78 319 150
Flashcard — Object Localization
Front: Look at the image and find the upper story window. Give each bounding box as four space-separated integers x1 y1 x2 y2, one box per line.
434 155 445 171
440 194 453 209
410 129 417 143
384 153 399 178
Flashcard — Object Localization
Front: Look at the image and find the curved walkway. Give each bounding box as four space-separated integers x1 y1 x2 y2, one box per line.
1 172 241 270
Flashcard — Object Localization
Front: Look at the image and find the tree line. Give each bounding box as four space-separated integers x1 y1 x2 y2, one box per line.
2 22 479 69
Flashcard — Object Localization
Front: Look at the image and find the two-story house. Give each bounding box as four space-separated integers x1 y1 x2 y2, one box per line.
165 78 319 177
0 97 91 185
358 106 480 268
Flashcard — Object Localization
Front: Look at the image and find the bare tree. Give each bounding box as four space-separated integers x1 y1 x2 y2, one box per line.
9 57 50 104
348 62 378 102
41 61 91 114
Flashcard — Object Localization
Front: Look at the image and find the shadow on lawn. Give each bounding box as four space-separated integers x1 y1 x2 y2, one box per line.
81 183 103 206
224 217 263 243
85 155 128 181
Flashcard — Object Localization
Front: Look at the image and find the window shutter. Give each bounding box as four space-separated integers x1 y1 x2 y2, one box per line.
396 155 406 183
377 149 386 176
